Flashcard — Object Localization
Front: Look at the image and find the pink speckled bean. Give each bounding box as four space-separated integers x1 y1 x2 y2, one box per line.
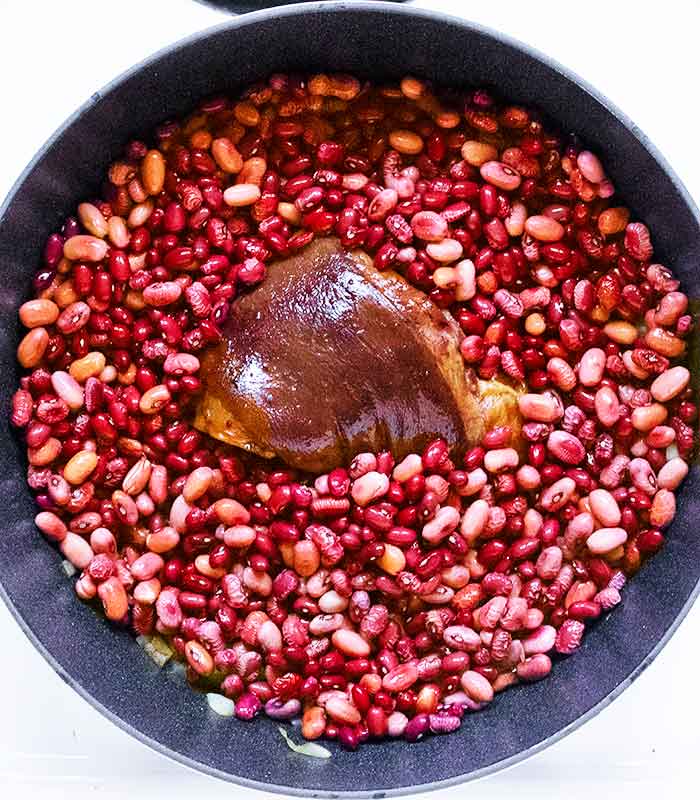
422 506 460 544
183 466 213 503
523 508 543 538
547 430 585 464
649 489 676 528
51 371 84 410
564 513 595 552
351 471 390 506
223 525 257 548
64 235 108 262
517 465 541 491
156 587 182 630
223 183 261 207
577 151 605 183
148 464 168 505
524 608 545 630
631 403 667 432
169 494 192 533
309 613 344 636
479 596 507 629
588 489 621 526
98 576 128 621
505 201 527 237
257 620 283 652
454 259 476 301
75 572 97 600
586 527 627 554
460 670 494 703
332 629 371 658
578 348 606 386
443 625 481 651
392 454 423 482
460 499 490 543
383 662 419 692
539 477 576 511
646 426 676 448
629 458 657 494
387 711 409 737
457 468 488 496
650 366 690 402
657 457 689 490
130 552 164 581
35 511 67 542
600 455 630 489
90 527 116 554
595 386 620 427
143 282 182 307
536 546 563 580
480 161 521 191
426 238 463 263
60 532 94 569
595 586 621 610
368 188 399 221
163 352 200 375
410 210 448 242
133 578 161 605
524 215 564 242
484 448 519 473
517 654 552 682
500 597 529 632
518 393 563 422
146 526 180 554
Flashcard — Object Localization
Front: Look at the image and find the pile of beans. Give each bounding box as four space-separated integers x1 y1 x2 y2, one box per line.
11 73 695 749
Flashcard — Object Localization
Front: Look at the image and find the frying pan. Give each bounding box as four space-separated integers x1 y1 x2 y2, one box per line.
0 2 698 796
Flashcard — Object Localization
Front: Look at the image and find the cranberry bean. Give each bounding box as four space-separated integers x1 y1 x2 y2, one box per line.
547 431 585 464
480 161 521 191
411 211 448 242
540 477 576 511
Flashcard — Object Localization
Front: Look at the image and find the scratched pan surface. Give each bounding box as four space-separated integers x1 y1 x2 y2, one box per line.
0 3 698 796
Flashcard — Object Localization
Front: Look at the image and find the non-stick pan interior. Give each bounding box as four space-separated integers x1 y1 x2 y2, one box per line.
0 4 698 796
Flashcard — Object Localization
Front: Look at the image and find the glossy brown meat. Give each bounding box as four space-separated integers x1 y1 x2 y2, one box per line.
194 238 520 471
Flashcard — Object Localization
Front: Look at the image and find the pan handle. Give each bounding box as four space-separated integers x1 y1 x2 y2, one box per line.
201 0 408 13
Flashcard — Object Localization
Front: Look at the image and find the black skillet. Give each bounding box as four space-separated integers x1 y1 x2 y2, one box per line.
0 2 698 796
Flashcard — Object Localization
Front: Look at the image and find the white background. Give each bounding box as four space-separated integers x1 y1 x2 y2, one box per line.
0 0 698 796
